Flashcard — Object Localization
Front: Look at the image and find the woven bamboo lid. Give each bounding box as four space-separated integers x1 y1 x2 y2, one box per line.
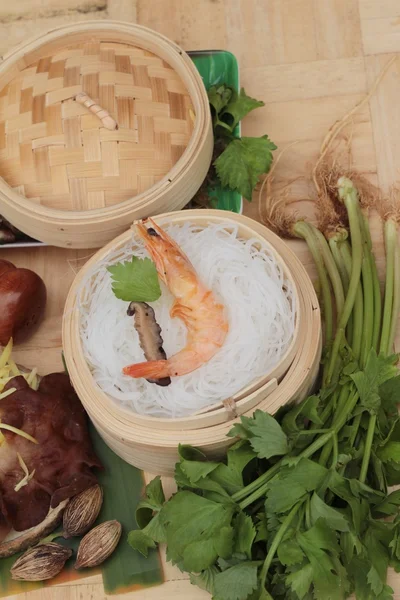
0 39 195 211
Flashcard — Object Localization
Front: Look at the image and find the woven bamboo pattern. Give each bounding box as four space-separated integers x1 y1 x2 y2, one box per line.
0 41 195 211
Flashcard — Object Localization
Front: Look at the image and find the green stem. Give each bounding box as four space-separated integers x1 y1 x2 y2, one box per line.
363 213 382 352
334 390 360 432
238 430 336 510
331 433 338 470
298 429 331 435
336 383 352 418
232 462 281 503
349 413 362 448
340 241 363 359
318 384 350 466
237 389 359 511
361 219 398 483
260 502 303 589
293 221 333 344
359 414 376 484
380 219 396 355
319 388 359 470
329 234 350 293
330 234 353 342
300 429 336 459
313 227 345 318
326 178 363 383
311 398 334 431
388 240 400 351
359 211 374 368
305 495 311 530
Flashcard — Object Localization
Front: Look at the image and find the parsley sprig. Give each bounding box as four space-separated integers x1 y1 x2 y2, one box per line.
192 85 276 206
107 256 161 302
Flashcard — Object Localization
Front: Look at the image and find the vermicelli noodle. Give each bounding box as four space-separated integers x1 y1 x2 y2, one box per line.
79 222 296 418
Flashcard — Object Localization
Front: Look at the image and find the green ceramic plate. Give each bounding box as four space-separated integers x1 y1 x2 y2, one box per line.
189 50 243 214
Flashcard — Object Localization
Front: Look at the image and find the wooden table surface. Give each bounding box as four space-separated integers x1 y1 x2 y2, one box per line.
3 0 400 598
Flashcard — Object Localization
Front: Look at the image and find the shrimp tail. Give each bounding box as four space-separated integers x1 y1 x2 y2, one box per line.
123 360 172 386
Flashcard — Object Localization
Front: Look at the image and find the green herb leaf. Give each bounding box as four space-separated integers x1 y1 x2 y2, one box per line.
229 410 288 460
190 567 218 594
218 554 249 571
376 420 400 465
297 521 348 600
234 512 256 559
208 84 234 117
135 476 165 529
180 458 220 483
277 538 305 566
128 529 157 557
213 562 259 600
380 375 400 414
159 491 235 572
228 421 251 440
389 523 400 561
184 535 228 574
327 471 369 534
266 459 328 514
374 489 400 517
107 256 161 302
138 476 165 512
286 563 314 600
351 350 398 414
340 531 363 564
364 526 391 595
282 395 323 435
309 493 350 532
210 441 256 494
377 442 400 463
129 478 167 559
215 136 276 201
221 88 265 131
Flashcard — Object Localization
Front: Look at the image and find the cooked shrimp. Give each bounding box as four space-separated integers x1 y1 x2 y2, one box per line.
123 218 229 380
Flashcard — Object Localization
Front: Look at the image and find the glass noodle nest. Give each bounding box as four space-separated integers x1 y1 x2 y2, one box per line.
78 222 296 418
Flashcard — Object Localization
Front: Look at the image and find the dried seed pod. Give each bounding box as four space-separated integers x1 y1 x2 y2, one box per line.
75 520 122 569
11 542 72 581
63 484 103 538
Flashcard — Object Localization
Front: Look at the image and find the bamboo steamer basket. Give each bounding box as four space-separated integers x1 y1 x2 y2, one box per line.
0 21 213 248
63 211 322 475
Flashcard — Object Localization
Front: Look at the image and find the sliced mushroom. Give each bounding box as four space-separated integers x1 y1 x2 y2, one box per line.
128 302 171 387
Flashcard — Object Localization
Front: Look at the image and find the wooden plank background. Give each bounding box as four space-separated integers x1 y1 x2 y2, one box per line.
2 0 400 598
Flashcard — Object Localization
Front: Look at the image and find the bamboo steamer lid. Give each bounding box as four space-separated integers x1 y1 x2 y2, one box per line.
0 21 213 248
63 210 322 475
